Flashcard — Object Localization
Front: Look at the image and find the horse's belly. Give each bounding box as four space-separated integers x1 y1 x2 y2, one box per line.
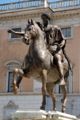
47 61 68 83
26 66 42 81
47 67 60 83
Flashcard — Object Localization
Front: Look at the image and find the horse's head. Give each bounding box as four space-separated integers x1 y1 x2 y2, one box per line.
24 19 42 44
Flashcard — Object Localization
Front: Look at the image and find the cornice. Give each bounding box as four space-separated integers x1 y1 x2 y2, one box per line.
0 7 53 21
53 7 80 20
0 7 80 26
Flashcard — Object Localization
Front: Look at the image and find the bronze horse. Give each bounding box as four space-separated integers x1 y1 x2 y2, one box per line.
8 20 69 112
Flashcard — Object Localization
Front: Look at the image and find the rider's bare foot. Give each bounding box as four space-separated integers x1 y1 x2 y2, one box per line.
59 80 66 86
13 83 18 94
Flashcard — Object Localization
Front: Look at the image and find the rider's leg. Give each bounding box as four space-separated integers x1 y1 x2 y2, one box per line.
54 53 65 85
63 49 72 71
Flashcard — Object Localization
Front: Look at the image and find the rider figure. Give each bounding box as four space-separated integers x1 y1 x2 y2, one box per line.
41 13 70 86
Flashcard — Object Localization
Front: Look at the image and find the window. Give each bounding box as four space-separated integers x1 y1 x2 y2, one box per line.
8 71 14 92
61 27 71 38
11 28 21 39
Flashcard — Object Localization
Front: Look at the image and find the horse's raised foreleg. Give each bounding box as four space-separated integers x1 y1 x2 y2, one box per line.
46 82 56 111
61 85 67 112
40 69 47 110
13 68 24 94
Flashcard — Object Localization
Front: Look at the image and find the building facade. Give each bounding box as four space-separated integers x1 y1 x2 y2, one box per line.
0 0 80 119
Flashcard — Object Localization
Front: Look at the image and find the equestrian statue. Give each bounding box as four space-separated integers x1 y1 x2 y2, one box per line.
8 14 71 112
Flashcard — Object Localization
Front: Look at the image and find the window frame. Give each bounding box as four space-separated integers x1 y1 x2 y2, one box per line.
61 26 73 39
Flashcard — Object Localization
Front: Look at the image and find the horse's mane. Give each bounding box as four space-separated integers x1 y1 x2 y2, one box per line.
36 22 43 30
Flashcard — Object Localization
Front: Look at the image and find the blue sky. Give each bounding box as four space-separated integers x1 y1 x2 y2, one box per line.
0 0 56 4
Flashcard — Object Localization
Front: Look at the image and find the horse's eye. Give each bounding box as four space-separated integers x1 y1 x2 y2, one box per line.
28 27 31 31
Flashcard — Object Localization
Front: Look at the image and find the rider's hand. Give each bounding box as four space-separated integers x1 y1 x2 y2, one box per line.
49 44 58 53
8 29 11 33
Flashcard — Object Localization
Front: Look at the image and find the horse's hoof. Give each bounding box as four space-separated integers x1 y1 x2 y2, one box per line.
62 109 65 113
13 83 18 95
40 106 45 110
62 106 66 113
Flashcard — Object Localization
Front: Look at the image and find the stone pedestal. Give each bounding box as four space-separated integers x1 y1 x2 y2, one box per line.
11 110 78 120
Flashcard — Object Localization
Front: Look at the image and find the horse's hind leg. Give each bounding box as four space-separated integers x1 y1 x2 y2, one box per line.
13 68 24 94
40 69 47 110
40 95 46 110
46 83 56 111
61 85 67 112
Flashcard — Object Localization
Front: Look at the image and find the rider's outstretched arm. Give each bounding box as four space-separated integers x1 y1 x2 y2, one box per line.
8 29 24 36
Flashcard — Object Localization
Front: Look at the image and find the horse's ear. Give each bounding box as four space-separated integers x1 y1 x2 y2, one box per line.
31 19 34 25
28 19 30 24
